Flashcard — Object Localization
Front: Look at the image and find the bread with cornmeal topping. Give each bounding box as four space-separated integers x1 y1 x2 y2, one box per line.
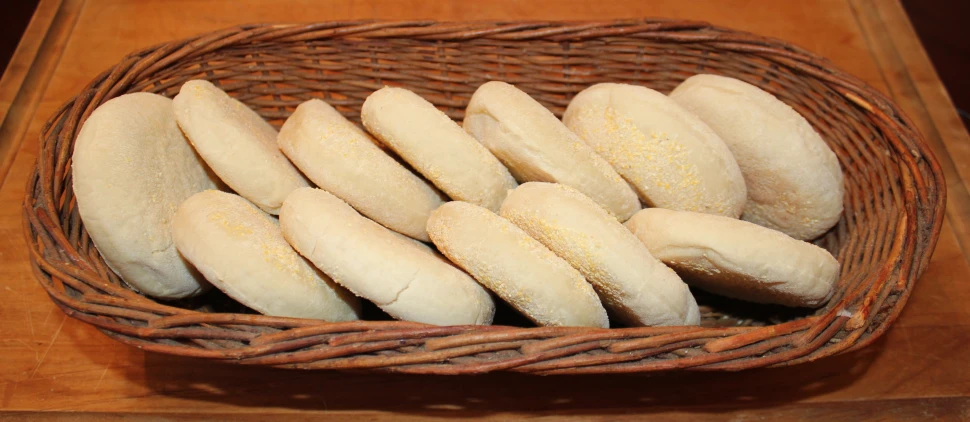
500 182 699 326
279 99 444 241
72 92 218 299
464 81 640 221
563 83 746 218
428 201 609 328
670 74 843 239
173 79 309 214
280 187 495 326
173 190 361 320
626 207 840 307
361 87 516 211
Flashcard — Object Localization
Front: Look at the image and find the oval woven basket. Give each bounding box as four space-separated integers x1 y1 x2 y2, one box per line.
24 20 945 374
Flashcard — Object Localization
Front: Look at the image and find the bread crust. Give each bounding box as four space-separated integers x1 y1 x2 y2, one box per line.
72 93 216 299
280 188 495 326
464 81 640 221
626 208 840 307
361 87 516 211
500 182 699 327
564 83 746 218
173 80 309 214
173 191 361 320
428 201 609 328
279 99 443 241
670 74 844 239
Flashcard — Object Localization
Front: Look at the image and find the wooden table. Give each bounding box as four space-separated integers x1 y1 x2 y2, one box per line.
2 0 968 419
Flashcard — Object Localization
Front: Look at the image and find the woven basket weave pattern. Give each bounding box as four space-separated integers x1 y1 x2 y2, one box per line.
24 20 945 374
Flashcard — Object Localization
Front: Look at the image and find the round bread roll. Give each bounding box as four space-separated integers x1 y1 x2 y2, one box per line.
563 83 746 218
280 187 495 326
463 81 640 221
360 87 516 211
278 99 444 241
625 208 840 307
173 191 361 320
173 79 309 214
72 93 216 299
669 74 844 239
427 201 609 328
500 182 699 327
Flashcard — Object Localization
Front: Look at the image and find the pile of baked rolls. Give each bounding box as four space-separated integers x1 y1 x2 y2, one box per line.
72 75 843 328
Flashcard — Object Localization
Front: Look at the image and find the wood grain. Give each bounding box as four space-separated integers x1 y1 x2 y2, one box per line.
2 397 969 421
851 0 970 263
0 0 968 419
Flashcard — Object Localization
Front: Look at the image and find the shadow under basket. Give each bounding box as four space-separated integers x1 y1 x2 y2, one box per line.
24 20 946 375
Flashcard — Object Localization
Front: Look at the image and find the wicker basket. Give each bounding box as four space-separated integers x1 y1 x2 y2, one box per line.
24 20 945 374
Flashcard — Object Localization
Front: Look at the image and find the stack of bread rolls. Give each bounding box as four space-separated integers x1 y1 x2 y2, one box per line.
71 74 843 328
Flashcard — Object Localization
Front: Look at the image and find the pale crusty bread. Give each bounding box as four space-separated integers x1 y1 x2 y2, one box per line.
670 74 844 239
360 87 516 211
173 191 361 320
625 208 840 307
500 182 699 327
72 93 216 299
173 79 309 214
278 99 444 241
563 83 746 218
280 188 495 326
427 201 609 328
463 81 640 221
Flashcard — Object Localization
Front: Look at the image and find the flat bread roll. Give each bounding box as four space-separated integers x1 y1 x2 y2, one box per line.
72 93 216 299
427 201 609 328
278 99 444 241
563 83 746 218
280 187 495 326
500 182 699 327
173 79 309 214
360 87 516 211
625 208 840 307
173 191 361 320
464 81 640 221
670 74 844 239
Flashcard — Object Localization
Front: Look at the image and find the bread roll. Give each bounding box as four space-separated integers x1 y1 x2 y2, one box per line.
360 87 516 211
669 74 844 239
428 201 609 328
278 99 444 241
464 81 640 221
280 187 495 326
625 208 839 307
500 182 699 326
173 191 361 320
173 79 309 214
72 93 216 299
563 83 746 218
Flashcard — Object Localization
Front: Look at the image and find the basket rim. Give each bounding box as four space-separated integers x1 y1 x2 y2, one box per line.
23 19 947 374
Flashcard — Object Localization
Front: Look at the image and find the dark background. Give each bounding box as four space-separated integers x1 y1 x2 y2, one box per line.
0 1 40 74
1 1 967 131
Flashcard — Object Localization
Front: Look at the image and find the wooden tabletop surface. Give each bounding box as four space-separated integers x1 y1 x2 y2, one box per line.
2 0 969 419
